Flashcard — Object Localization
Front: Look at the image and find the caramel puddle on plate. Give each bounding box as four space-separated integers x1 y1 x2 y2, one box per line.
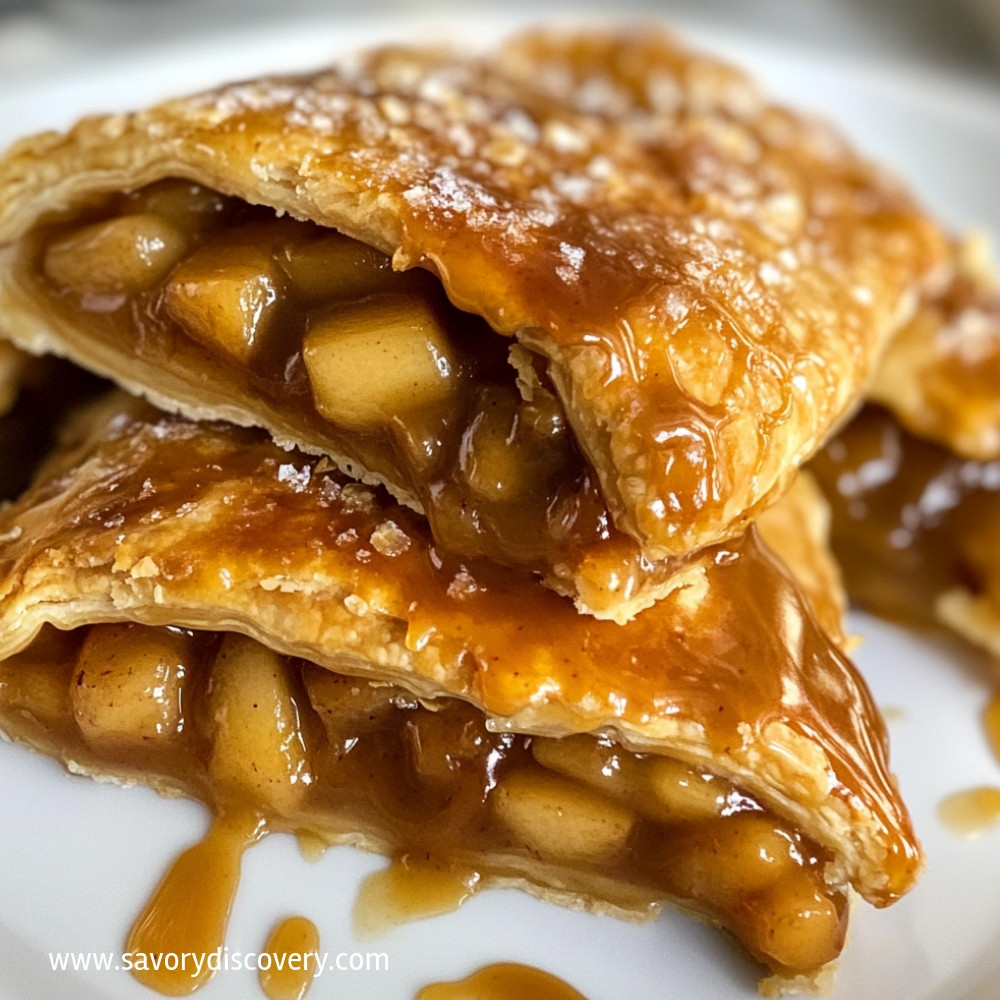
353 854 480 937
259 916 321 1000
126 811 265 995
939 787 1000 838
937 690 1000 839
416 962 589 1000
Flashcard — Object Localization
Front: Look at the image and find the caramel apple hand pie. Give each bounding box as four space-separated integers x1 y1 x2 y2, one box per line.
0 29 948 623
0 392 918 994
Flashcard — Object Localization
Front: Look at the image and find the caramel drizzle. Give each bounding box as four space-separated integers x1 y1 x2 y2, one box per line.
353 855 481 939
126 811 265 995
259 916 321 1000
938 690 1000 840
415 962 589 1000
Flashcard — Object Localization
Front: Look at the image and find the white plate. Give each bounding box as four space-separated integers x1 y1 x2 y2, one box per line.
2 11 1000 1000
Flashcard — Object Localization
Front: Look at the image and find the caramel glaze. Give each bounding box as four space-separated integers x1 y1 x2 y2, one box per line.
809 404 1000 625
415 963 588 1000
0 399 919 911
354 856 481 938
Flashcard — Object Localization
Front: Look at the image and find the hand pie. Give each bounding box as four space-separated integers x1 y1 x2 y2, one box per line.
0 393 917 993
868 235 1000 461
0 29 948 607
811 403 1000 654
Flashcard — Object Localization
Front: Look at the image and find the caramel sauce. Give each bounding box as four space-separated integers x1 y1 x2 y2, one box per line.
415 963 588 1000
127 811 264 995
353 855 481 938
810 404 1000 625
938 788 1000 839
295 832 329 864
259 916 320 1000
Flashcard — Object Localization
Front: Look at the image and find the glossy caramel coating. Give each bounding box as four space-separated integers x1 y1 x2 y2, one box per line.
0 29 947 559
0 394 918 906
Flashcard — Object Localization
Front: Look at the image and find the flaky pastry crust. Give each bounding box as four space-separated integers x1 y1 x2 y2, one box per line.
0 393 918 910
0 28 948 558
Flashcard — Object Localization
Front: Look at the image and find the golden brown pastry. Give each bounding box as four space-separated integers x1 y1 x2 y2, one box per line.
868 234 1000 461
0 28 948 604
0 393 917 992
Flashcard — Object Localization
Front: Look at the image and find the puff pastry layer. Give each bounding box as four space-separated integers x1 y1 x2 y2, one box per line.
0 28 948 577
0 392 917 988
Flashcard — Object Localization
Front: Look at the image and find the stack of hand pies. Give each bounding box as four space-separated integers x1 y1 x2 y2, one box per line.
0 26 991 996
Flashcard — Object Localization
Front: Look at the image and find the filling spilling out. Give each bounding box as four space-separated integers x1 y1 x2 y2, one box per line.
0 622 847 981
28 180 627 587
810 404 1000 624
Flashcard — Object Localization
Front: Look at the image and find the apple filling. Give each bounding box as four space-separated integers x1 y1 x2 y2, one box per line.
33 180 610 582
0 621 846 978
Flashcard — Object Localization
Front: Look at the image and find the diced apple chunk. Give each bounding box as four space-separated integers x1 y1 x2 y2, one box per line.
735 873 845 972
0 640 73 729
123 180 231 235
461 388 529 502
492 768 636 863
207 634 313 815
43 213 188 294
164 241 286 365
652 813 803 910
301 664 401 740
532 735 727 826
278 232 399 302
71 623 194 751
303 293 460 429
401 701 486 791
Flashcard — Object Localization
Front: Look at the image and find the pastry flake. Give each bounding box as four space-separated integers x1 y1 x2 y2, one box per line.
0 392 919 989
0 28 949 579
